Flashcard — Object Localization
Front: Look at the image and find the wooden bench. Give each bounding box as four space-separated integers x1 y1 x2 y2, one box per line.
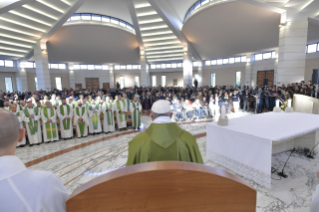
67 161 257 212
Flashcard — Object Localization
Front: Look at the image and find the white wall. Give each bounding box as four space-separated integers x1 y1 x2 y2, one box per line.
115 71 140 88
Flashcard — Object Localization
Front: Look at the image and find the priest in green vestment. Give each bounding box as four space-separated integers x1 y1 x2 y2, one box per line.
126 100 203 166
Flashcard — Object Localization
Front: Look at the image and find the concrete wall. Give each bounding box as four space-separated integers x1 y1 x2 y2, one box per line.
305 52 319 82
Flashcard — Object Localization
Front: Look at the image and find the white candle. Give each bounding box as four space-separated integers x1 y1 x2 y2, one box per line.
276 99 279 108
288 99 291 108
221 106 226 119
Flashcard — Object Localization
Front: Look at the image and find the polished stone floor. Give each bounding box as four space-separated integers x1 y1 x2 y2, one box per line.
15 112 318 212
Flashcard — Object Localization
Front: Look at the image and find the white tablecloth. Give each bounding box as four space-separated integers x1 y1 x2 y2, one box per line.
206 112 319 188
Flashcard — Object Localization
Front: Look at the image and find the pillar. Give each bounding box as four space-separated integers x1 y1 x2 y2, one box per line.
183 45 193 88
244 54 252 88
109 64 115 89
140 50 150 87
68 63 75 89
34 41 51 91
16 60 28 92
197 61 203 87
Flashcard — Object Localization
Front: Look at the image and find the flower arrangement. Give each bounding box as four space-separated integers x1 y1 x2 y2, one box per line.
281 102 287 111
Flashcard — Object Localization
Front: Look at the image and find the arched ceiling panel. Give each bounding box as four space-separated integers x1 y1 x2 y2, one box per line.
182 1 281 60
47 25 140 64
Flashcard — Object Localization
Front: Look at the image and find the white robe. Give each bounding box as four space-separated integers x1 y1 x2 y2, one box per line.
13 111 26 147
88 104 102 133
41 107 59 142
102 102 115 132
130 101 142 128
113 100 127 129
22 107 42 145
57 104 73 139
73 106 89 137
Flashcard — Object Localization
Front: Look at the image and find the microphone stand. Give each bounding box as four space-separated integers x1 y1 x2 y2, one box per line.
306 142 319 159
277 148 295 178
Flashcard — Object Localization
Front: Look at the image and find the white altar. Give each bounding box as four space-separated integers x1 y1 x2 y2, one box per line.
206 112 319 188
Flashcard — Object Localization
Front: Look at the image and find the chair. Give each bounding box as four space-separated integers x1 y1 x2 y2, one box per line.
67 161 257 212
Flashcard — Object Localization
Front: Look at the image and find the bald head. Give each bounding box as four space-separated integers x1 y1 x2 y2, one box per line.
0 110 20 150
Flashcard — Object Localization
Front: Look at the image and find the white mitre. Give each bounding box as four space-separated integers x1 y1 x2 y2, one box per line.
151 100 170 114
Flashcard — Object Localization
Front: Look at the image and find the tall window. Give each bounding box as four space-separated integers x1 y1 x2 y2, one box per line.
4 77 13 92
134 76 139 87
210 73 216 87
119 77 125 89
161 75 166 87
152 76 157 87
55 77 62 90
235 71 241 87
35 77 38 91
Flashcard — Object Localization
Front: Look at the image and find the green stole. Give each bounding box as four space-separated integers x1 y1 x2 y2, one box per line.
132 102 140 128
60 104 71 130
104 103 113 125
23 107 39 135
43 107 57 139
116 100 124 122
76 106 86 136
88 104 99 130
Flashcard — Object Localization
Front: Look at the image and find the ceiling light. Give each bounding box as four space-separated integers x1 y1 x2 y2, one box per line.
0 40 33 48
139 19 162 24
142 31 172 37
140 25 168 31
0 17 46 32
0 46 28 53
300 0 313 11
278 22 287 28
36 0 64 13
135 3 151 8
60 0 71 6
147 57 183 62
23 5 58 20
143 36 177 42
145 41 181 47
0 51 24 57
147 54 184 59
9 11 52 26
0 26 41 38
146 49 183 55
137 11 157 17
145 45 184 51
0 33 36 43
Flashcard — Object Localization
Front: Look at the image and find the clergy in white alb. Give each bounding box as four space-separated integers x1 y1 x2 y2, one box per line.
22 99 42 146
122 93 130 120
88 100 102 134
41 101 59 143
0 110 70 212
130 96 142 129
74 100 89 138
9 104 26 147
102 97 115 133
57 97 73 139
114 95 127 130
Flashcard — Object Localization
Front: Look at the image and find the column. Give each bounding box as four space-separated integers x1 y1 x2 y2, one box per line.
140 53 150 87
273 50 278 86
16 60 28 92
197 61 203 87
68 63 75 89
109 64 115 88
183 45 193 88
34 41 51 91
244 54 252 87
277 17 308 84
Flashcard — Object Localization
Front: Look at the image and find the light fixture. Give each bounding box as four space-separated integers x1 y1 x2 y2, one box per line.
0 17 46 32
137 11 157 17
145 45 184 51
147 57 183 62
134 3 151 8
278 22 287 28
0 51 24 57
42 49 47 54
0 46 28 53
142 31 172 37
23 5 58 20
9 11 52 26
0 40 32 48
139 18 162 25
147 54 184 59
0 26 41 38
146 49 183 55
140 25 168 31
61 0 71 5
0 33 36 43
300 0 314 11
143 36 177 42
145 41 181 47
36 0 64 13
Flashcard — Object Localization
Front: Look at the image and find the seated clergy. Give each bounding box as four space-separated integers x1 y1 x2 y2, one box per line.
102 97 115 133
41 101 59 143
74 100 89 138
130 95 142 129
57 97 73 140
126 100 203 166
88 100 102 134
9 104 26 147
0 110 70 212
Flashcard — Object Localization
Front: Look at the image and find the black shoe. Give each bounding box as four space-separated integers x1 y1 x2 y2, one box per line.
19 145 25 148
37 143 41 145
64 138 67 140
29 144 33 147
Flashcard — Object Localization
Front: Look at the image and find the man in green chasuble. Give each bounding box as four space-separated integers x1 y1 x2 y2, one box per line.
126 100 203 166
130 95 142 129
41 101 59 143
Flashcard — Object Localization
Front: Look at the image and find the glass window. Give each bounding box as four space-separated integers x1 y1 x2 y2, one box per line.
193 1 201 10
127 25 134 31
119 76 125 89
156 64 161 69
81 14 91 20
211 60 216 65
263 52 272 60
161 75 166 87
151 64 156 69
88 65 95 70
135 76 139 87
241 56 246 62
210 73 216 87
234 57 241 63
138 65 141 69
74 65 80 70
92 14 101 21
171 63 177 68
5 60 13 67
166 64 171 68
102 16 110 22
229 57 234 64
95 65 102 70
307 44 317 53
111 18 119 25
201 0 209 5
50 63 58 69
71 14 81 21
193 62 198 67
58 64 66 69
120 65 126 70
177 63 182 67
25 62 34 68
102 65 109 70
152 75 157 87
161 64 166 69
5 77 13 93
119 20 126 27
35 77 38 91
114 65 120 70
127 65 132 70
272 52 276 59
223 58 229 64
235 71 241 87
205 60 211 66
55 77 62 90
255 54 262 61
0 60 4 66
133 65 138 69
217 59 222 65
80 65 88 70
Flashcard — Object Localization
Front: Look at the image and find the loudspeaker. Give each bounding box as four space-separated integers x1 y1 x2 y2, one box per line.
263 78 268 86
312 70 319 85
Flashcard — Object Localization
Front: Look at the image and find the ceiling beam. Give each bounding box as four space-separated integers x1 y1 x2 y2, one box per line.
0 0 35 15
148 0 202 62
126 0 144 48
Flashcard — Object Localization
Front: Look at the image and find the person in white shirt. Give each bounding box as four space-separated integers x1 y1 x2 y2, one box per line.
0 110 70 212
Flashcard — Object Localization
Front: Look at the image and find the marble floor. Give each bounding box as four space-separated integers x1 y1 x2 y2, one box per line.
15 112 318 212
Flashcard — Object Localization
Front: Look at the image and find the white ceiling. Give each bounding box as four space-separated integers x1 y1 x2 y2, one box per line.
182 1 281 60
0 0 19 9
164 0 197 23
47 25 140 64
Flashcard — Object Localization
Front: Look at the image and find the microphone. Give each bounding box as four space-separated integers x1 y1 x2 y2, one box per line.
277 148 295 178
306 142 319 159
